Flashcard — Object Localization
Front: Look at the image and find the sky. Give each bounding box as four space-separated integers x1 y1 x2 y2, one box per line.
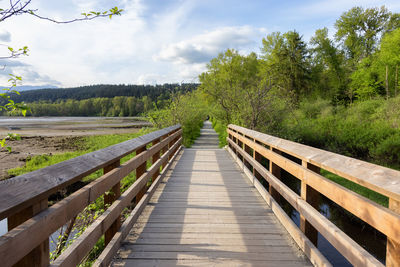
1 0 400 88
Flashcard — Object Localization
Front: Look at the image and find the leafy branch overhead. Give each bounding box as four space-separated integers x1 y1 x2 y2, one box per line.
0 1 123 23
0 1 123 152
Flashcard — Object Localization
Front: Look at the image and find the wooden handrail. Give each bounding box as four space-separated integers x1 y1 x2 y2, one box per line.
227 124 400 267
0 125 182 267
228 124 400 202
0 124 180 221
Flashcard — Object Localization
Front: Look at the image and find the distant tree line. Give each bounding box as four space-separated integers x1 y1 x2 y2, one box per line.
1 83 198 116
24 96 153 117
5 83 198 104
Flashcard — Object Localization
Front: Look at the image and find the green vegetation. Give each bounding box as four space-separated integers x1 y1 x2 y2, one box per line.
210 117 227 147
197 6 400 206
279 96 400 169
147 90 207 147
8 129 152 177
321 170 388 207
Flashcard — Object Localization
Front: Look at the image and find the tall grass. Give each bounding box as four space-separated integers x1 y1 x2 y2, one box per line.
280 96 400 170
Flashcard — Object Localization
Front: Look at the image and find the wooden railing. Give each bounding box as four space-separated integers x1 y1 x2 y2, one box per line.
0 125 182 267
227 124 400 267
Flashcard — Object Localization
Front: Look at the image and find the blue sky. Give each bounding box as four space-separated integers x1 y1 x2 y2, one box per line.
1 0 399 87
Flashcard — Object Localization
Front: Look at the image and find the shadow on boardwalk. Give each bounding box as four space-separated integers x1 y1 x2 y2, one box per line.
113 121 311 266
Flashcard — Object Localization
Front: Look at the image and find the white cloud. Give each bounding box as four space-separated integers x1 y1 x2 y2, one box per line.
155 26 266 64
0 31 11 42
153 26 267 82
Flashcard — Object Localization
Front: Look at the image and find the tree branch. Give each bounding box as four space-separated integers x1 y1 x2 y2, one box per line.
0 1 123 23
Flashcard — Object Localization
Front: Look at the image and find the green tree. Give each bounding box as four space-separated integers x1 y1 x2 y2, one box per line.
199 49 244 124
310 28 347 102
350 55 382 100
379 28 400 97
261 31 310 102
148 90 207 147
350 28 400 100
335 6 390 66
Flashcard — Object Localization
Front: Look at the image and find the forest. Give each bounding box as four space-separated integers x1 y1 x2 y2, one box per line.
152 6 400 169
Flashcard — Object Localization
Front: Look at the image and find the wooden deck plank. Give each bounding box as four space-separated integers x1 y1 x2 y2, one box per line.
112 259 310 267
113 121 312 267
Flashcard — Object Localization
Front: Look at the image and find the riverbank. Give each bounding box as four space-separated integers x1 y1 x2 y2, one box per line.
0 116 151 137
0 136 82 179
0 117 151 179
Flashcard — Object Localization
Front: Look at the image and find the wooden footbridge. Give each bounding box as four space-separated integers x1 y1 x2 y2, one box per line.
0 121 399 266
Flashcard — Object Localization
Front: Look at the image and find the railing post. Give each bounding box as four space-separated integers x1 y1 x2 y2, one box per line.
387 198 400 266
161 135 168 169
253 149 263 181
168 130 178 161
104 159 121 246
244 143 252 169
8 199 49 267
135 146 147 204
269 148 281 200
300 161 320 246
152 138 161 182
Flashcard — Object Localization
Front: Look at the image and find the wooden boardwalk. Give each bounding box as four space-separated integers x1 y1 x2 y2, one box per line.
112 121 311 266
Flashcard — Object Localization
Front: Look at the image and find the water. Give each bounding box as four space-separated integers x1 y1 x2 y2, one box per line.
278 169 386 266
0 116 147 127
0 218 72 252
0 116 150 136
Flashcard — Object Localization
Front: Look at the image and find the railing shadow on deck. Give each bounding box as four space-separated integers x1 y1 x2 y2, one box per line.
0 124 182 267
227 124 400 267
117 148 310 266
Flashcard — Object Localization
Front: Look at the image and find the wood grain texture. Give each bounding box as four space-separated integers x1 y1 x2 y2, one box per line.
93 146 183 267
113 122 312 267
387 198 400 267
104 160 121 246
227 146 331 267
0 125 181 220
228 125 400 202
230 130 400 245
300 161 320 246
229 138 384 267
50 138 182 267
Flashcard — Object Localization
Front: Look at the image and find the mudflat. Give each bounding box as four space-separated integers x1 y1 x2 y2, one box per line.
0 117 150 179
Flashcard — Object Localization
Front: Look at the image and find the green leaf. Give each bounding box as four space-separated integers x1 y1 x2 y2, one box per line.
6 147 11 152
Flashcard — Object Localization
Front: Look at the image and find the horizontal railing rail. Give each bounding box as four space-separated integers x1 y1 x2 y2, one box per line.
227 124 400 267
0 125 182 267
